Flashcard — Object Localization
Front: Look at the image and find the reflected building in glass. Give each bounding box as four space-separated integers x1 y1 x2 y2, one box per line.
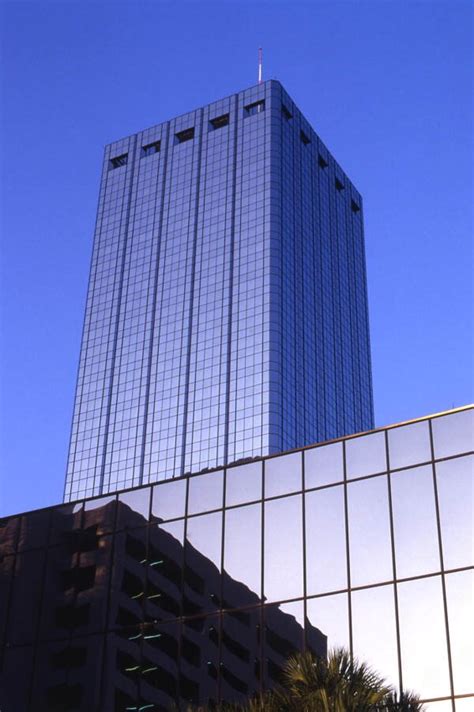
64 79 374 501
1 406 472 711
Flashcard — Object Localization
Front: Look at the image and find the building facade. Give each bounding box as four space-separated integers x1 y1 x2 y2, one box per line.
2 406 472 711
64 80 374 501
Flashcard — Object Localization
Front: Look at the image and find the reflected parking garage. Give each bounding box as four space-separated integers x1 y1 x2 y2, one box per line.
0 407 472 711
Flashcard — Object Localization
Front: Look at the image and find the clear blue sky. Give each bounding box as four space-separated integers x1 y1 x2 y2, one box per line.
1 0 472 516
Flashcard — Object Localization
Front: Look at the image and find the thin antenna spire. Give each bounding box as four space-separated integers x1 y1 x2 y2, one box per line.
258 47 263 84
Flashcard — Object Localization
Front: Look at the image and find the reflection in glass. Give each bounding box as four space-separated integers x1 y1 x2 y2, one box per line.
265 452 302 498
224 504 261 604
264 495 303 602
84 495 116 511
398 576 450 699
186 512 222 571
185 512 222 614
352 585 398 688
83 495 116 533
225 461 262 507
15 510 51 552
445 570 474 695
432 409 474 460
304 442 343 488
306 593 349 651
421 703 453 712
436 455 474 570
388 421 431 470
49 504 83 545
118 488 150 520
152 478 186 521
221 609 261 702
264 600 306 688
391 466 440 578
347 476 392 586
346 432 387 479
305 486 347 594
181 615 219 704
454 699 474 712
187 470 224 515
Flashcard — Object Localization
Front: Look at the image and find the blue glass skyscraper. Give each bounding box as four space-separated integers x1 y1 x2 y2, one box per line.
64 80 374 501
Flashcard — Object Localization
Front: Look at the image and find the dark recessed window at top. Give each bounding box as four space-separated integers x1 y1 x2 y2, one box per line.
209 113 230 130
175 127 195 144
244 100 265 117
109 154 128 170
300 130 311 145
281 104 292 121
335 177 345 192
351 199 361 213
141 140 161 157
318 154 329 169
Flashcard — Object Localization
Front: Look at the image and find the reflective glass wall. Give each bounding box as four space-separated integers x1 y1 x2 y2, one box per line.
64 79 374 501
1 408 472 711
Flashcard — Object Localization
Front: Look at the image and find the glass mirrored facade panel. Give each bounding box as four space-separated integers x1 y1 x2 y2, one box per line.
263 600 306 688
2 407 472 709
347 476 392 586
345 431 387 479
225 461 262 506
398 576 450 700
305 486 347 594
454 698 474 711
264 495 303 602
431 409 473 460
351 584 399 688
117 487 150 528
223 504 262 604
436 455 474 570
423 702 455 712
185 512 222 614
187 470 224 515
445 570 474 696
391 465 440 578
151 477 186 521
83 495 116 532
264 452 302 498
388 420 432 470
306 593 350 652
304 442 344 488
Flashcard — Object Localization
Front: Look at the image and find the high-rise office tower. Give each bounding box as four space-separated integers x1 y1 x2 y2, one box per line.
64 80 374 501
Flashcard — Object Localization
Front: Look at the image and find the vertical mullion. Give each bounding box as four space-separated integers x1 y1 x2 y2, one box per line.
429 418 456 711
385 430 404 694
343 439 353 656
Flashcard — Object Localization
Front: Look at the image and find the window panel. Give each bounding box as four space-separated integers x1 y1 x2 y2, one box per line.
391 465 440 578
305 486 347 594
346 432 387 478
152 478 187 521
117 488 150 527
306 593 349 652
398 576 450 699
388 421 432 470
436 455 474 570
265 452 302 498
445 570 474 696
347 476 392 586
223 504 261 605
226 461 262 506
432 410 473 460
304 442 343 488
264 495 303 602
187 470 224 515
352 585 399 688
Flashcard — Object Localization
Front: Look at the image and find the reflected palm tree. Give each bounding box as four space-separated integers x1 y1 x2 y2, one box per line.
182 647 424 711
